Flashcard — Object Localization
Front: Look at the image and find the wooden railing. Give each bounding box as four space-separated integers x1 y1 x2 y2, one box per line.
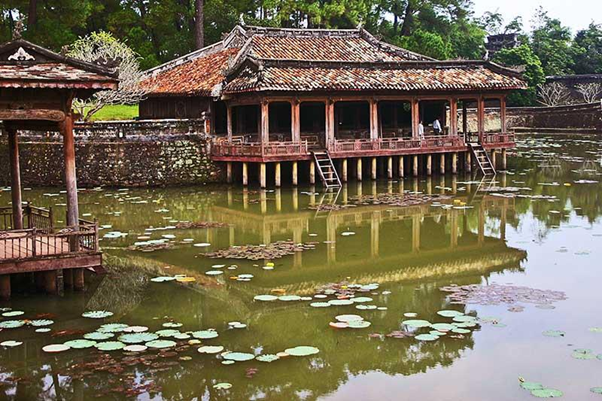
481 132 515 145
211 140 309 158
331 135 465 153
0 205 53 232
0 223 99 262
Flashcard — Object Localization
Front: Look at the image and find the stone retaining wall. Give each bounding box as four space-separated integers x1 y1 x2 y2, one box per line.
507 102 602 132
0 119 222 187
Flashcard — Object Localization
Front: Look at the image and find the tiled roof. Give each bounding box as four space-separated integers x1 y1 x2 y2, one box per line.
0 63 118 89
143 48 238 96
224 61 527 93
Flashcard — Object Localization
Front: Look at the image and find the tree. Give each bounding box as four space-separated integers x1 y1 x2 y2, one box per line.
67 31 152 121
493 44 545 106
575 83 602 103
573 23 602 74
537 82 572 106
397 29 452 59
194 0 204 49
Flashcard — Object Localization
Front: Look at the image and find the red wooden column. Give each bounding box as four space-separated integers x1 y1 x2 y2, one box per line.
260 100 269 144
61 113 79 227
500 96 507 134
449 98 458 136
7 128 23 229
291 99 301 143
325 99 335 148
477 96 486 143
226 104 233 143
369 99 379 140
411 98 420 138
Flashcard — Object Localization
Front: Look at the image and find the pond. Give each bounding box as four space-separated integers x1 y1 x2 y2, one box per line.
1 134 602 400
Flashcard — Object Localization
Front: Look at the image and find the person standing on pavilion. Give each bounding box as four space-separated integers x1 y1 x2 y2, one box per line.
433 118 442 135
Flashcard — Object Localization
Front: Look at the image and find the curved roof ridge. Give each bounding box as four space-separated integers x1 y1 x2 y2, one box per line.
145 40 225 77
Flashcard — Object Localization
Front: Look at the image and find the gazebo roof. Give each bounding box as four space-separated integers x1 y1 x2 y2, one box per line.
0 39 118 91
143 24 527 98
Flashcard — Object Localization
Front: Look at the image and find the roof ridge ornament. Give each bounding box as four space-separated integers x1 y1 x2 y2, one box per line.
8 47 35 61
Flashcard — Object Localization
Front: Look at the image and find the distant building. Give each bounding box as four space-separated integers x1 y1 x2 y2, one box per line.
485 34 520 58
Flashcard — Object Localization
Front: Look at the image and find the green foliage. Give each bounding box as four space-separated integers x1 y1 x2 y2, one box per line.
397 29 451 59
493 45 545 106
573 23 602 74
89 105 139 121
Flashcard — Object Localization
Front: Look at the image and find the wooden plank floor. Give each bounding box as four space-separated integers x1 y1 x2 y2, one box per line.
0 231 70 260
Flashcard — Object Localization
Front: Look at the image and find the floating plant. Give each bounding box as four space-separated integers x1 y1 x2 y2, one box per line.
123 344 147 352
30 319 54 327
256 354 280 363
213 383 232 390
191 330 219 339
402 320 432 328
542 330 566 338
146 340 176 349
222 352 255 362
82 311 114 319
95 341 126 351
118 333 159 344
1 340 23 347
2 311 24 317
98 323 129 333
64 339 97 349
43 344 70 353
284 346 320 357
254 295 278 302
84 332 114 341
530 389 563 398
437 310 464 318
198 345 224 354
0 320 26 329
415 334 439 341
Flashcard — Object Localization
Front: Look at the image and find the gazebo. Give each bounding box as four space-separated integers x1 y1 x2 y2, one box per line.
0 28 118 299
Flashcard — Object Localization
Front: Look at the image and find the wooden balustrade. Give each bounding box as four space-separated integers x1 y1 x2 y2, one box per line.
0 205 53 232
212 140 309 158
331 136 465 153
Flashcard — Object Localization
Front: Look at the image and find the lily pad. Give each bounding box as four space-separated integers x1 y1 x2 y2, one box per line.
35 328 51 333
347 320 371 329
95 341 125 351
84 332 114 341
530 388 563 398
123 326 149 333
402 319 432 328
1 340 23 347
2 311 24 317
151 276 176 283
437 310 464 318
198 345 224 354
356 305 378 310
279 295 301 302
451 328 471 334
98 324 129 333
43 344 70 353
335 314 364 323
192 330 219 339
213 383 232 390
146 340 176 349
205 270 223 276
156 329 181 338
0 320 26 329
123 344 147 352
64 339 97 349
572 349 596 360
591 387 602 395
351 297 373 303
415 334 439 341
162 322 183 328
256 354 280 363
254 295 278 302
222 352 255 362
30 319 54 327
328 299 354 306
118 333 159 344
310 302 331 308
521 382 544 391
404 313 418 318
453 315 477 323
82 310 114 319
431 323 456 331
284 346 320 357
542 330 565 338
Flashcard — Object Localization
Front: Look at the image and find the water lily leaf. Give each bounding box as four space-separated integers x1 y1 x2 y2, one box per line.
35 328 51 333
205 270 223 276
437 310 464 318
174 333 191 340
0 320 26 329
98 324 129 333
335 314 363 323
572 349 595 360
284 346 320 356
118 333 159 344
542 330 565 338
43 344 70 353
192 330 219 339
123 344 147 352
351 297 373 303
2 311 24 317
453 315 477 323
404 313 418 318
1 340 23 347
402 320 431 328
151 276 176 283
213 383 232 390
415 334 439 341
310 302 331 308
64 339 97 349
328 299 354 306
222 360 235 365
256 354 280 363
146 340 176 349
347 320 371 329
254 295 278 302
198 345 224 354
162 322 183 328
530 388 563 398
84 332 114 340
156 329 181 338
329 322 349 329
589 328 602 333
278 295 301 302
591 387 602 395
431 323 455 331
123 326 148 333
520 382 543 391
451 328 471 334
95 341 125 351
82 310 114 319
194 243 211 247
356 305 378 310
222 352 255 362
30 319 54 327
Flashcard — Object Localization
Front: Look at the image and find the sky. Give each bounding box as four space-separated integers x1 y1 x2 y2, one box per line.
472 0 601 33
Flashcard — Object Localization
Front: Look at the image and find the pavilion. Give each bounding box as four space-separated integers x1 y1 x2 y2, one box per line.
0 29 118 299
142 24 527 187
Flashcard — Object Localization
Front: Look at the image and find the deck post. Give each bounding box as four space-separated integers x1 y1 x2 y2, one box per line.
500 96 507 133
477 96 485 143
369 99 379 140
61 114 79 228
412 155 418 177
44 271 58 295
411 98 419 138
462 101 468 136
356 158 363 181
309 160 316 184
0 276 10 301
440 154 445 175
291 100 301 142
452 153 458 174
64 269 74 288
292 161 298 186
501 149 507 170
274 162 281 187
426 154 432 176
341 159 348 182
261 101 269 144
398 156 404 178
7 128 23 229
449 98 458 135
387 156 393 179
242 162 248 186
226 104 233 143
491 150 497 169
259 163 267 188
226 162 233 183
74 269 85 291
325 100 335 148
371 157 377 180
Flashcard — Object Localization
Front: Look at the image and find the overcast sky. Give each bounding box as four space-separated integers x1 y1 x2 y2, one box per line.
472 0 601 33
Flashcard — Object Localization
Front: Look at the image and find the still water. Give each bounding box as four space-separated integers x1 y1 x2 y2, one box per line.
1 134 602 400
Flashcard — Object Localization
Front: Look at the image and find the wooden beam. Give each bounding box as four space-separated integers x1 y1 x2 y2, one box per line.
440 154 445 175
426 154 432 176
501 149 507 170
74 268 84 291
61 114 79 227
387 156 393 179
371 157 377 180
0 276 10 301
309 160 316 184
357 158 363 181
452 152 458 174
226 162 233 184
259 162 267 188
0 109 66 122
412 155 418 177
7 129 23 229
478 96 485 142
398 156 404 178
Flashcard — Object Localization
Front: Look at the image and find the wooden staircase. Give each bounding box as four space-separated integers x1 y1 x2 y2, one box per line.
313 151 342 189
469 143 496 176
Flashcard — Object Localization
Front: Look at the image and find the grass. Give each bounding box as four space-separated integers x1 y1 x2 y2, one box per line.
89 104 139 121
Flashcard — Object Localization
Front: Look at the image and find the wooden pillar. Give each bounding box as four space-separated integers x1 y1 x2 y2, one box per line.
452 152 458 174
356 158 363 181
309 160 316 184
501 149 507 170
387 156 393 179
341 159 348 182
242 162 248 186
325 100 335 148
491 150 497 170
477 96 485 143
426 154 432 176
226 105 233 143
412 155 418 177
73 268 84 291
292 161 298 186
0 276 10 301
261 101 269 144
398 156 404 178
226 162 233 184
369 99 379 140
462 101 468 136
274 162 281 187
61 114 79 227
45 270 58 295
7 129 23 229
440 154 445 175
449 98 458 135
371 157 377 180
291 100 301 142
259 163 267 188
411 98 420 138
500 96 507 134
